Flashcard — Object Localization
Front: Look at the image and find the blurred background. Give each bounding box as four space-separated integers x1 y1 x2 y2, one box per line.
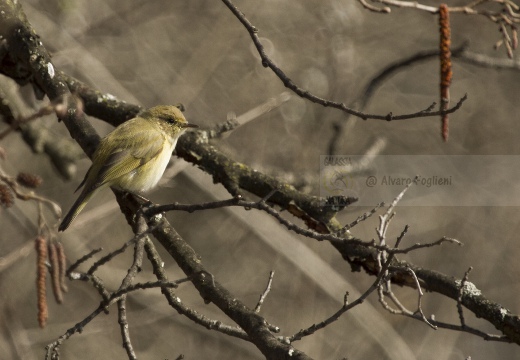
1 0 520 359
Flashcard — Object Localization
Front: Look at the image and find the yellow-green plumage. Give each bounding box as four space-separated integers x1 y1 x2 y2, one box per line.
59 105 197 231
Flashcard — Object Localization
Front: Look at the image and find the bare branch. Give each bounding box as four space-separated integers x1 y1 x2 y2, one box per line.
406 267 437 329
146 197 462 255
143 238 250 340
457 267 474 327
288 249 397 342
86 225 155 275
254 271 275 313
335 202 385 234
117 298 137 360
66 248 103 275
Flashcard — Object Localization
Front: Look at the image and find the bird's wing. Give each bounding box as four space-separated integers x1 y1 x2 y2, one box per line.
74 166 92 193
93 129 166 189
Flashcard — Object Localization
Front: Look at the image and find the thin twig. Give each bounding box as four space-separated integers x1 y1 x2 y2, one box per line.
394 225 409 248
0 170 62 218
457 266 474 327
146 197 462 254
87 226 155 275
406 267 437 329
254 271 275 313
358 0 391 12
0 100 56 139
143 238 250 340
66 248 103 275
336 202 385 234
425 317 511 342
288 250 397 342
115 214 150 360
45 303 109 359
68 271 111 302
118 298 137 360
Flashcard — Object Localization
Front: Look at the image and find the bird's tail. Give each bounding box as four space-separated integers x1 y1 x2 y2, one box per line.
58 190 95 232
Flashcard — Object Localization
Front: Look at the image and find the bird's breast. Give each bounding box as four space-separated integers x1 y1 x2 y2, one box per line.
117 139 176 193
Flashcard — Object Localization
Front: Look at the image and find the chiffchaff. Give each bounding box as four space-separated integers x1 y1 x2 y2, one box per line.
58 105 198 231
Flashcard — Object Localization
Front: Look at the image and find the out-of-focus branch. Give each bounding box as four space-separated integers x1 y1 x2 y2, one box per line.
354 42 518 115
60 73 142 127
457 50 520 68
0 1 97 156
327 40 520 152
0 83 84 179
361 44 468 111
0 166 61 218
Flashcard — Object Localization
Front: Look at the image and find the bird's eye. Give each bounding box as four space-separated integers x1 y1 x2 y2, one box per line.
159 115 175 124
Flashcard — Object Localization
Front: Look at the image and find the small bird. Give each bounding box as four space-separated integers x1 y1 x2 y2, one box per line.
58 105 198 231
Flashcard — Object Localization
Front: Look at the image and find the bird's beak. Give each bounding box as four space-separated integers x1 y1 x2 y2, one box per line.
182 123 199 129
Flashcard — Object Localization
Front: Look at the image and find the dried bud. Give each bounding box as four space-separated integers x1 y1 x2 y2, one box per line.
49 242 63 304
512 26 518 50
439 4 452 142
17 172 43 188
55 242 68 293
35 237 48 328
0 184 14 208
505 38 514 59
